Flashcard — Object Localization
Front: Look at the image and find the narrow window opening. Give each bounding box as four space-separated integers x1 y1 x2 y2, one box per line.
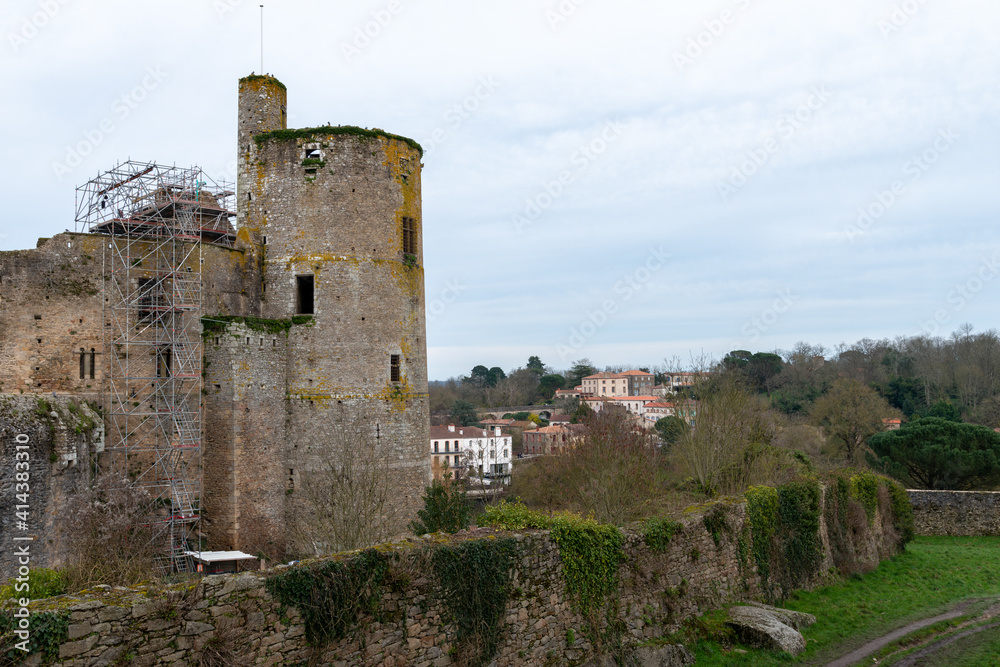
390 354 401 383
79 348 86 379
401 216 417 257
247 192 252 201
156 348 172 378
34 314 41 320
137 277 156 322
296 275 315 315
89 348 96 380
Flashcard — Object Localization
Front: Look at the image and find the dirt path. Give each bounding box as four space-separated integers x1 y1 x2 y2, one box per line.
892 620 1000 667
824 601 977 667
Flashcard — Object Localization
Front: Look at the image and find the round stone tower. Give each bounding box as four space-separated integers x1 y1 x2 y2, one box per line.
235 74 430 543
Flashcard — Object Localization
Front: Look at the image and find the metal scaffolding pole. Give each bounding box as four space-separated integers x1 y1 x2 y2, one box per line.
75 161 235 573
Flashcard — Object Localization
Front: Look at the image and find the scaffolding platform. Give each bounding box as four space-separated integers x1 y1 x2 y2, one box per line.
75 161 235 574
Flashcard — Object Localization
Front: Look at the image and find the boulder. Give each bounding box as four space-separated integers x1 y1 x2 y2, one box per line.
726 606 806 656
740 601 817 630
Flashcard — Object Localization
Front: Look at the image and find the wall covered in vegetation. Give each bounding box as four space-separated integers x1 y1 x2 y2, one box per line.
5 475 910 667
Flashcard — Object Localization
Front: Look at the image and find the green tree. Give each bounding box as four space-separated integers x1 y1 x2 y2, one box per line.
919 400 962 422
867 417 1000 489
487 366 506 386
526 356 545 375
877 376 926 417
653 415 686 446
723 350 783 393
537 374 565 401
565 358 596 389
570 401 593 424
469 365 491 386
810 378 898 462
450 400 481 427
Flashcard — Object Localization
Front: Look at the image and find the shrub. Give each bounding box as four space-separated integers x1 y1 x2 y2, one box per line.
643 517 684 551
478 499 551 531
0 567 67 601
411 478 470 535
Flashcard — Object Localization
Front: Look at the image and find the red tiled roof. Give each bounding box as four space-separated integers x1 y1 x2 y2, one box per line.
619 370 653 376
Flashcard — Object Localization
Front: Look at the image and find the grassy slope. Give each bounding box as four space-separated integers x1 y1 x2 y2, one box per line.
689 536 1000 666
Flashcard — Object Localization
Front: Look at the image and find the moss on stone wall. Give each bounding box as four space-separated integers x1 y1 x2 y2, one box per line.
240 74 287 91
253 125 423 156
201 315 312 337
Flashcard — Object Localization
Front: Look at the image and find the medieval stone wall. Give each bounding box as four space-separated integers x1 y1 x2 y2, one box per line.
14 491 902 667
0 395 104 581
0 233 253 398
908 489 1000 536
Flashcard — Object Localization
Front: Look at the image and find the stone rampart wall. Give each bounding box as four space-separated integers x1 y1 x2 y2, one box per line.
907 489 1000 536
13 489 901 667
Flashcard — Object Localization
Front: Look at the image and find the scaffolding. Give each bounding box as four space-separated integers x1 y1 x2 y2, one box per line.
75 161 236 573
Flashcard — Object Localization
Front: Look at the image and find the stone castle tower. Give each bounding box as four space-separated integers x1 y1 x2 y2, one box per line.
0 74 430 570
202 74 430 550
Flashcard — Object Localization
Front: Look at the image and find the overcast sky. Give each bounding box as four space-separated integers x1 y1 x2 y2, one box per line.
2 0 997 380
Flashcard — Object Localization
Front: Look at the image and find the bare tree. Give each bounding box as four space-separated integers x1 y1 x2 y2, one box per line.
291 408 407 556
677 376 779 496
62 473 157 589
810 378 898 463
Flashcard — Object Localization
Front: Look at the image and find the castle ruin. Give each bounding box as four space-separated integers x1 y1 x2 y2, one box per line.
0 74 430 570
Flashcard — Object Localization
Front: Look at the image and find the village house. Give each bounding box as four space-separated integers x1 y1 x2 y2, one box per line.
429 424 512 483
523 424 587 455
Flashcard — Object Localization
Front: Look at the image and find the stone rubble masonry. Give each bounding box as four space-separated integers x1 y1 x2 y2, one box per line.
908 489 1000 536
13 491 901 667
0 395 104 580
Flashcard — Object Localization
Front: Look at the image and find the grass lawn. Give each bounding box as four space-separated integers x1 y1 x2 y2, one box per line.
685 536 1000 666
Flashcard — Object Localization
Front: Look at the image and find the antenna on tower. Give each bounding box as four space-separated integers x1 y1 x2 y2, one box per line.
260 4 264 74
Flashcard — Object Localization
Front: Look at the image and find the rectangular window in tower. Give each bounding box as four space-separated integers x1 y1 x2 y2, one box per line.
156 348 172 378
296 275 314 315
137 277 156 322
89 349 96 380
79 348 86 379
390 354 401 383
401 217 417 257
